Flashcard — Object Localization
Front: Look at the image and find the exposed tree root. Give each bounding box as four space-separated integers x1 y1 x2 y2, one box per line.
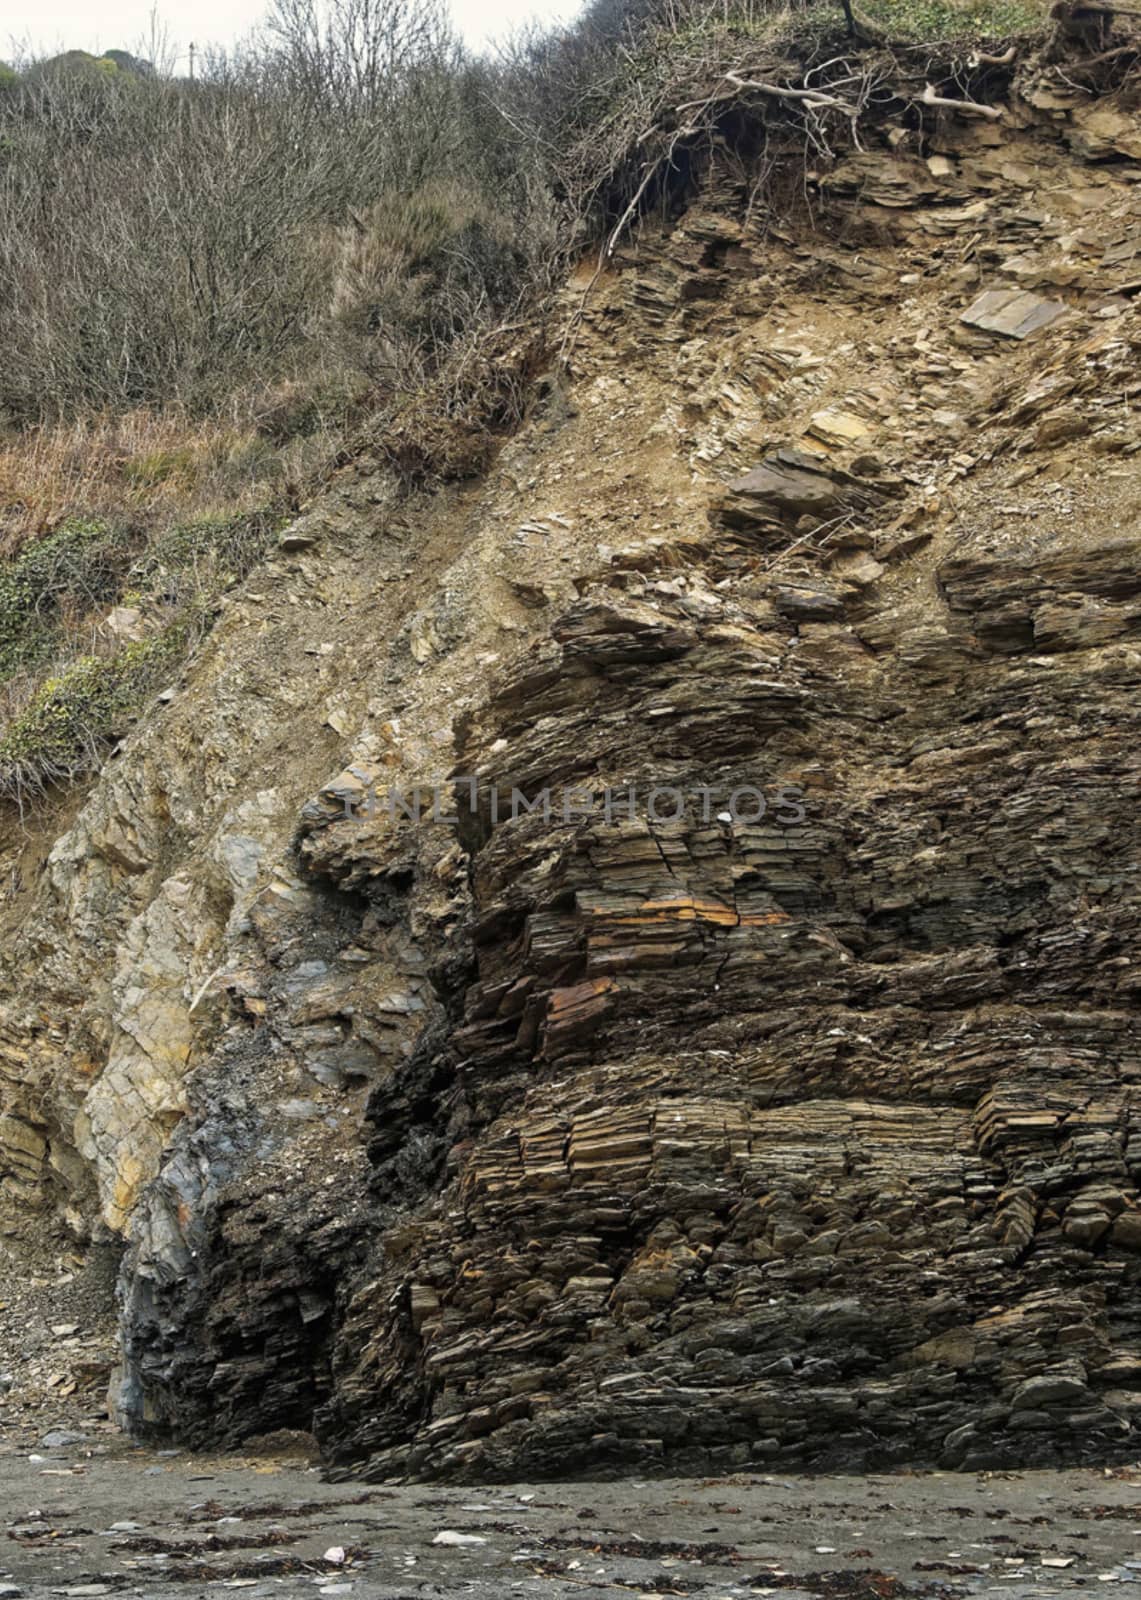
919 82 1005 116
586 0 1138 261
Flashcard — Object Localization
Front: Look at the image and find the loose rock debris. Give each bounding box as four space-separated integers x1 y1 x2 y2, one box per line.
2 1451 1141 1598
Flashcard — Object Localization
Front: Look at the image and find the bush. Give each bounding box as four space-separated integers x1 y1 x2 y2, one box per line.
0 7 557 427
0 508 278 801
256 369 374 445
0 629 186 800
125 511 280 606
0 71 333 420
327 180 526 379
0 519 130 680
0 507 279 805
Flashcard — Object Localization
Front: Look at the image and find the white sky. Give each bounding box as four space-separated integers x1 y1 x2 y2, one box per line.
7 0 581 65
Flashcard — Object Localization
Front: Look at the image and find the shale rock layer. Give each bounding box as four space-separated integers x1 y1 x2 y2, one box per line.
1 81 1139 1477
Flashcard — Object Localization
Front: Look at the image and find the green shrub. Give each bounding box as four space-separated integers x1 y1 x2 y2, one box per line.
0 518 130 679
126 511 280 604
0 506 282 804
0 628 185 798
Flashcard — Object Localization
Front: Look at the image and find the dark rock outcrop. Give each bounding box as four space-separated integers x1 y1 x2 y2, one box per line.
313 551 1140 1478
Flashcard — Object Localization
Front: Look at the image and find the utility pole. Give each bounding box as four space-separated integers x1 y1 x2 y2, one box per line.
188 41 196 81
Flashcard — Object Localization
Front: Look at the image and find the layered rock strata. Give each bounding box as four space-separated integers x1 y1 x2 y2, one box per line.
1 81 1139 1477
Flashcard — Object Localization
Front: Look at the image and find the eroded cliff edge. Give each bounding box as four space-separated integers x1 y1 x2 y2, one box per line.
1 68 1139 1478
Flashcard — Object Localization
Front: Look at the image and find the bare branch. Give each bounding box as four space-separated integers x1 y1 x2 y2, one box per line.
722 68 860 119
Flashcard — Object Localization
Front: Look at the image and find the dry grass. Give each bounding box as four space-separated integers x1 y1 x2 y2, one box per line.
0 401 315 805
0 409 283 555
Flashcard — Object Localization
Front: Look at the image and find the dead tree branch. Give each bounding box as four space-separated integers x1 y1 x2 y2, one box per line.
721 67 859 112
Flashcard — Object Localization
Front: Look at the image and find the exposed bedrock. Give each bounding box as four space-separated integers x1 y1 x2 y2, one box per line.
311 536 1141 1479
106 109 1141 1476
2 82 1138 1479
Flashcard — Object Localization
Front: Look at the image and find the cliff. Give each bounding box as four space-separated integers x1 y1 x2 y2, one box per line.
1 59 1139 1479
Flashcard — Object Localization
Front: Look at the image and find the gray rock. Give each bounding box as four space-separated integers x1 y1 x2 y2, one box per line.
960 288 1069 339
1011 1370 1089 1411
278 528 319 552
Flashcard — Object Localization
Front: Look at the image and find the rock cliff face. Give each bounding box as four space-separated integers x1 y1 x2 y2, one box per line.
1 79 1139 1478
